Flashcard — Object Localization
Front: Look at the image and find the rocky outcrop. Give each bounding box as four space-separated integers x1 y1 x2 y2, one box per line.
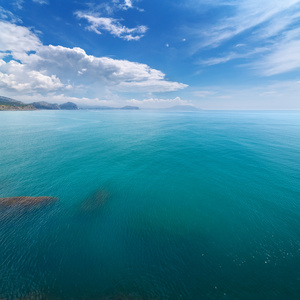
79 190 109 212
0 196 58 207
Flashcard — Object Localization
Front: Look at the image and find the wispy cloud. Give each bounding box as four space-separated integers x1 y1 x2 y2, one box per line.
187 0 300 76
0 6 22 23
76 11 147 41
199 47 267 66
13 0 24 10
194 0 300 48
11 0 48 9
253 28 300 75
32 0 49 5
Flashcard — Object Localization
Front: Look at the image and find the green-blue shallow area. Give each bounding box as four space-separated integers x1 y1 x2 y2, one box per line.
0 110 299 299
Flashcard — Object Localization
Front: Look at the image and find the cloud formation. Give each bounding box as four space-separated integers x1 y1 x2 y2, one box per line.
0 20 187 100
76 0 146 40
0 59 64 91
76 12 147 41
0 21 41 59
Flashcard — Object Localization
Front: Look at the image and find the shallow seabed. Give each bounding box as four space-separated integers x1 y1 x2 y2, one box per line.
0 110 299 299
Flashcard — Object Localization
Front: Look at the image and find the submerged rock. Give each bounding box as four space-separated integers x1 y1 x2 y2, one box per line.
79 190 109 212
0 196 58 207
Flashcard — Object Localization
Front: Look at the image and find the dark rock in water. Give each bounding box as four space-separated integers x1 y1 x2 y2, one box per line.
0 196 58 207
80 190 109 212
59 102 78 110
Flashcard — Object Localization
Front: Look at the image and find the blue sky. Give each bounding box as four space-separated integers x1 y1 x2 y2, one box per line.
0 0 300 109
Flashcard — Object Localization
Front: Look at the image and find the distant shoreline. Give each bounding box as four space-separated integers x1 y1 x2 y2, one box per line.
0 96 140 111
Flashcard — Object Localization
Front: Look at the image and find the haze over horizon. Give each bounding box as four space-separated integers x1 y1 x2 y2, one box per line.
0 0 300 109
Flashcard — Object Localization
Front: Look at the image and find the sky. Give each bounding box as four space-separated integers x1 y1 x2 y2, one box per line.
0 0 300 109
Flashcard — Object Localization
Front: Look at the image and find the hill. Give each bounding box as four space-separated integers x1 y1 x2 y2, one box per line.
0 96 78 111
31 101 60 110
59 102 78 110
0 96 36 111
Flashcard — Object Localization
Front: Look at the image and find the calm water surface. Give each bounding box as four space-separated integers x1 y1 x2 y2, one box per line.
0 110 299 299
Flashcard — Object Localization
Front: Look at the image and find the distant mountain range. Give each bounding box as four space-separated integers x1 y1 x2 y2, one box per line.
0 96 200 111
0 96 78 111
0 96 36 111
0 96 140 111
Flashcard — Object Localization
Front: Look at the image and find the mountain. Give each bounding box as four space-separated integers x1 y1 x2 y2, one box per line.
0 96 36 111
31 101 78 110
31 101 60 110
0 96 137 111
164 105 200 111
0 96 23 104
120 106 139 110
59 102 78 110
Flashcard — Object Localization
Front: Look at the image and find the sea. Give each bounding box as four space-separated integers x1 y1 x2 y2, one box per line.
0 110 299 299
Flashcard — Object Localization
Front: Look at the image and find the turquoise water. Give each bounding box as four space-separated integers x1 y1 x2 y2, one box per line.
0 110 300 299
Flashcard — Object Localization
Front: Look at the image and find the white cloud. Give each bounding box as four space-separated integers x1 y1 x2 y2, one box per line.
103 0 142 12
32 0 49 4
0 21 41 60
76 12 147 41
123 0 133 9
117 80 187 93
0 59 64 92
0 21 187 99
126 97 191 108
